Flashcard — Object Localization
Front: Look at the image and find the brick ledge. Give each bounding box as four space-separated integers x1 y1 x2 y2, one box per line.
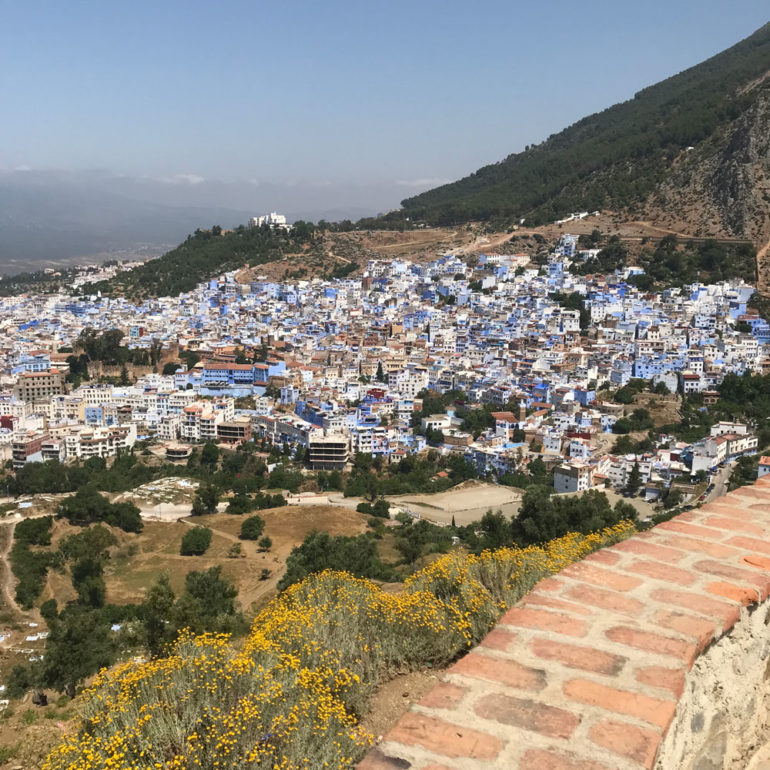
359 477 770 770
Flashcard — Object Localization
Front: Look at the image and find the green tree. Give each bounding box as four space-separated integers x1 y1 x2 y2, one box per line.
41 608 114 697
200 441 220 468
239 515 265 540
371 499 391 519
225 493 255 515
172 565 241 635
70 556 107 608
191 483 219 515
58 525 117 561
180 526 212 556
625 461 642 497
140 574 176 658
278 531 393 590
478 509 511 549
57 486 142 533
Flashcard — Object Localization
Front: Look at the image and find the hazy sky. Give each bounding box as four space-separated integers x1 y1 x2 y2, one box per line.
2 1 768 195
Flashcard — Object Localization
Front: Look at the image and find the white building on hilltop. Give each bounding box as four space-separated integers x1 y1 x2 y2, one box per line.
248 212 289 230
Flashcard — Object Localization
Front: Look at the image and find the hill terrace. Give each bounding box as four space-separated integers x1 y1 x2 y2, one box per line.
360 477 770 770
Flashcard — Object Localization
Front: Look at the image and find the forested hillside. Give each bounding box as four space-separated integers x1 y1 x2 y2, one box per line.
87 222 316 298
395 23 770 234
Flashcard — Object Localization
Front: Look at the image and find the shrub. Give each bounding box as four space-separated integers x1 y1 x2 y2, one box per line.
257 536 272 552
191 483 220 515
180 526 212 556
371 499 391 518
254 492 286 509
227 543 242 558
10 544 53 609
278 531 394 590
225 493 255 515
238 515 265 541
43 522 635 769
57 486 142 533
14 516 53 546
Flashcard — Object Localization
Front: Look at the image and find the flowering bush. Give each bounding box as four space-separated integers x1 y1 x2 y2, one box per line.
43 521 634 769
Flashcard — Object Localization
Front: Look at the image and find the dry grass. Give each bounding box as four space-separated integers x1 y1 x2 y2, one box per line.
34 505 368 613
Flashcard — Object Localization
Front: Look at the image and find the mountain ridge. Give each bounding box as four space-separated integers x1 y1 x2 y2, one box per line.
395 22 770 250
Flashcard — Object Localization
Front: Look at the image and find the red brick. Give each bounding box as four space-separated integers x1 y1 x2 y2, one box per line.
536 576 565 592
357 750 412 769
563 678 676 730
743 554 770 571
589 719 660 768
452 651 546 691
703 516 765 535
474 692 579 739
727 536 770 555
559 561 642 591
657 534 740 559
386 713 503 760
649 588 740 630
523 594 594 616
479 627 517 651
562 584 644 615
706 581 759 605
521 749 614 770
694 560 770 599
419 682 467 710
530 637 626 675
612 539 687 563
701 502 760 520
727 485 770 499
654 610 716 651
656 520 726 540
499 606 587 637
624 559 697 586
635 666 686 698
582 549 622 566
605 626 697 666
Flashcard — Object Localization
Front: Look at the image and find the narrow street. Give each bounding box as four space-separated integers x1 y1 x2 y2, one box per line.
705 461 734 504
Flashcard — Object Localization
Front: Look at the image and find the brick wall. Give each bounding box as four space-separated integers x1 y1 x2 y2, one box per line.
360 477 770 770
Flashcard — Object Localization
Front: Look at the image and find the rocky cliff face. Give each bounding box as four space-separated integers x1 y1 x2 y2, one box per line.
645 78 770 250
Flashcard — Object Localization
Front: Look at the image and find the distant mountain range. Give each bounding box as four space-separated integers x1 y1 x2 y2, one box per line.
395 22 770 249
0 170 391 274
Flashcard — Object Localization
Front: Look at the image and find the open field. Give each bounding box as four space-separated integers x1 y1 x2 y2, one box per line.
37 504 368 615
385 480 524 526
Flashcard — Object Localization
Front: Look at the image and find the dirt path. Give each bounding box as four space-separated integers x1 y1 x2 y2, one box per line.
0 520 21 615
756 235 770 293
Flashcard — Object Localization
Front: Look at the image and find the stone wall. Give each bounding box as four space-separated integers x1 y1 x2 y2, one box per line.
359 477 770 770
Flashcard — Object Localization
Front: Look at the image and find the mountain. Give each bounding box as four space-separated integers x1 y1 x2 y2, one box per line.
0 170 402 275
396 23 770 248
0 171 258 273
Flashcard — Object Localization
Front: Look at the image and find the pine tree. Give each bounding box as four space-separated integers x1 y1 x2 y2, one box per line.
625 461 642 497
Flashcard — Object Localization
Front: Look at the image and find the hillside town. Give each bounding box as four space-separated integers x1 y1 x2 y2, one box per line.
1 232 766 510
